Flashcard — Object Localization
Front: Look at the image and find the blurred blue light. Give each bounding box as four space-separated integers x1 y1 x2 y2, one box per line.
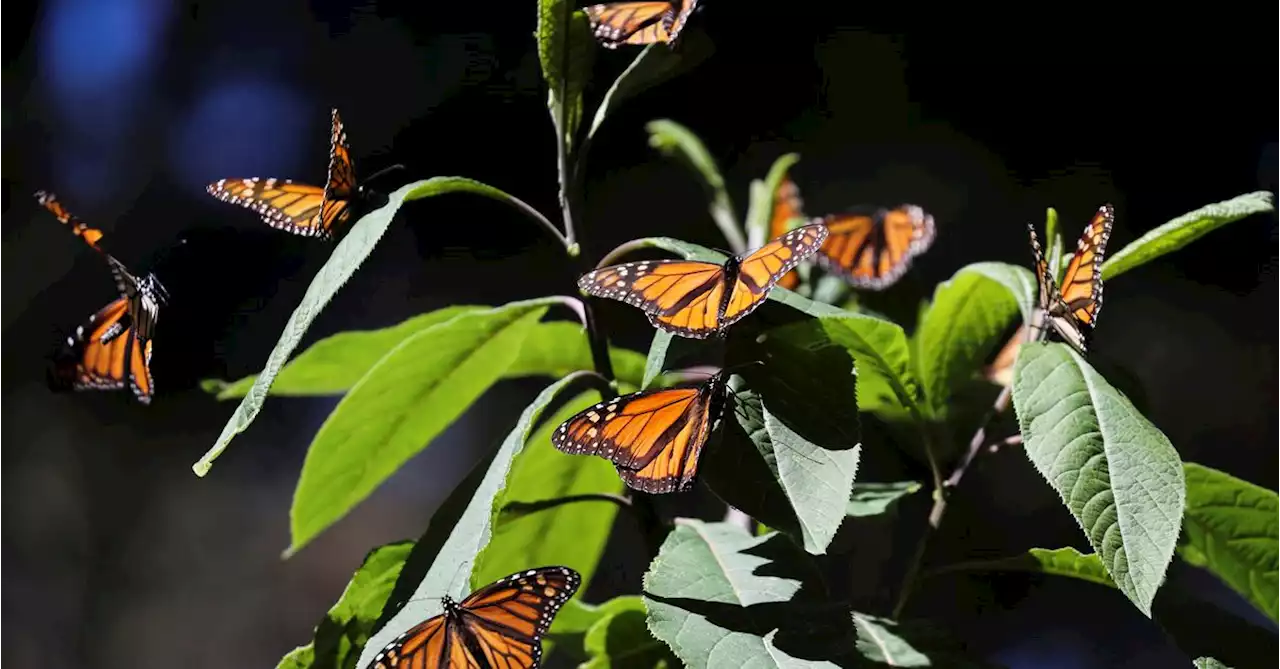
39 0 168 104
170 79 311 196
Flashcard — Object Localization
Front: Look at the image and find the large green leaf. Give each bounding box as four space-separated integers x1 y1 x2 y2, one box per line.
355 375 582 669
643 519 854 668
205 318 646 399
277 540 414 669
537 0 593 150
713 323 861 554
587 34 714 141
847 481 923 518
548 596 649 659
927 547 1116 590
580 597 677 668
471 390 622 597
1101 191 1275 281
1012 341 1186 616
193 178 548 476
850 614 997 668
818 314 921 419
646 120 745 253
915 264 1027 419
1178 462 1278 622
289 298 556 554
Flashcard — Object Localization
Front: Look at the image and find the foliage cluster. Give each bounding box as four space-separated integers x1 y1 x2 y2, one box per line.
192 4 1277 667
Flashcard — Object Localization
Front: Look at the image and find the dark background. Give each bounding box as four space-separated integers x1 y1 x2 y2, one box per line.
3 1 1276 668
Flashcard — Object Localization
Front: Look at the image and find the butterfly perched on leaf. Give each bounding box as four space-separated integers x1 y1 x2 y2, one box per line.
584 0 699 49
579 223 828 339
1027 204 1115 353
368 566 580 669
767 171 936 291
37 191 169 404
207 108 398 240
552 371 729 493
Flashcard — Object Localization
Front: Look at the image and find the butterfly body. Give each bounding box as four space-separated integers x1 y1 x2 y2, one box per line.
369 566 580 669
207 108 362 239
584 0 699 48
1027 204 1114 353
580 222 828 339
37 191 169 403
552 371 729 493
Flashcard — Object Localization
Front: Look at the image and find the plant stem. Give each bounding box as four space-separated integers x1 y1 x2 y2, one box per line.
501 492 632 517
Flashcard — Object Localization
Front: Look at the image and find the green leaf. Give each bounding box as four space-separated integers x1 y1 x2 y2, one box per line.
581 598 677 669
1193 658 1232 669
643 519 853 668
744 153 801 247
850 614 997 668
537 0 594 150
193 177 549 477
927 547 1117 590
1101 191 1275 281
355 374 583 669
847 481 922 517
1044 207 1064 281
1178 462 1278 622
504 321 647 389
289 298 556 554
915 264 1027 418
642 330 674 389
964 261 1038 326
205 306 483 399
471 390 623 597
278 540 414 669
819 314 921 419
1012 341 1186 616
588 34 714 141
646 119 746 254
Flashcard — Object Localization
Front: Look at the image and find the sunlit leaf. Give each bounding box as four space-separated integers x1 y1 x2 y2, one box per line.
193 178 551 476
355 375 584 668
588 33 713 141
289 298 556 554
1012 341 1186 616
1179 462 1278 622
1101 191 1274 281
847 481 922 518
537 0 594 150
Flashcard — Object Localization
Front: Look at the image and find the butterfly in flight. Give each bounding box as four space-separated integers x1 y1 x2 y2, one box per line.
1027 204 1115 353
552 371 729 493
767 174 806 291
584 0 699 49
36 191 169 404
367 566 580 669
579 223 828 339
207 108 399 240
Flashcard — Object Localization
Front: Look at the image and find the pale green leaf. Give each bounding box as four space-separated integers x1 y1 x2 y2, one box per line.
471 390 623 597
646 119 745 253
1044 207 1064 281
927 547 1117 590
818 314 921 419
581 598 676 669
1012 341 1186 616
1193 657 1232 669
193 177 549 476
847 481 922 517
850 614 994 668
537 0 593 150
355 375 583 669
1179 462 1278 622
1102 191 1274 281
289 298 556 554
915 264 1026 418
503 321 647 389
588 34 714 141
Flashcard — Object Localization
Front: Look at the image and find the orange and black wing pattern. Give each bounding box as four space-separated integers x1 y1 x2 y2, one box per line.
368 567 580 669
207 108 356 239
552 374 727 493
584 0 697 48
815 205 936 290
1027 204 1114 352
34 190 105 249
768 176 807 290
722 222 828 326
50 296 156 404
579 258 728 338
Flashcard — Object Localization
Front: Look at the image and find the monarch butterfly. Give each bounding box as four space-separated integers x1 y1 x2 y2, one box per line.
579 223 828 339
36 191 169 404
768 175 806 291
1027 204 1114 353
368 566 580 669
584 0 699 49
552 371 729 493
983 324 1027 388
813 205 937 290
207 108 399 239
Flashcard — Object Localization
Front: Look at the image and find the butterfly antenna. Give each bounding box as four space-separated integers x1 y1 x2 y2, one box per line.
362 164 407 188
719 360 766 376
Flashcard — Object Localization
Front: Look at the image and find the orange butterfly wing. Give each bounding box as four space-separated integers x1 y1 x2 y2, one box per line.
207 108 356 239
552 378 725 493
579 259 728 338
34 190 105 249
722 222 829 325
368 567 579 669
1057 204 1114 327
768 176 807 290
584 0 697 48
816 205 936 289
